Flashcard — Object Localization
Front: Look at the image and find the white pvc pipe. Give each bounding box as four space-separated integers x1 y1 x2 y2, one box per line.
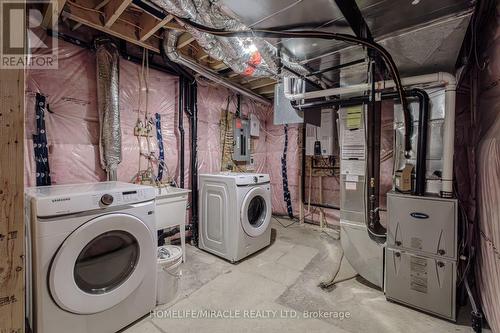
285 72 457 196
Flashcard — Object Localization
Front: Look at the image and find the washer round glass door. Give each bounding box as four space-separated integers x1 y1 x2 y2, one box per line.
240 187 271 237
49 213 154 314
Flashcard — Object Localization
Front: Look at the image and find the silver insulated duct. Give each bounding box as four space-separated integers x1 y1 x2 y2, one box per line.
163 30 271 105
152 0 319 85
96 39 122 180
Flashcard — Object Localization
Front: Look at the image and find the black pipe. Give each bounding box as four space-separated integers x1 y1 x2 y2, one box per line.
413 89 430 196
132 0 168 20
178 76 185 188
236 94 241 117
306 58 366 77
299 89 429 209
283 65 324 90
188 81 199 246
131 0 412 154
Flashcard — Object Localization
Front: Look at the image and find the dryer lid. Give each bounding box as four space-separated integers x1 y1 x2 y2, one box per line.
49 213 155 314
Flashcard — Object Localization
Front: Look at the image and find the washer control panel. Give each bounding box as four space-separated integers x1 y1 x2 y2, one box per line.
28 182 156 217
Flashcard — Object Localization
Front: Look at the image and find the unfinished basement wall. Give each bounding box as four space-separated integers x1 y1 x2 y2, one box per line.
24 33 277 207
24 38 179 186
455 4 500 331
475 3 500 332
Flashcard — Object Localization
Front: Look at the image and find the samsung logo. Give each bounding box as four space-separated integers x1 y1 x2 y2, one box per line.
52 197 70 203
410 212 429 219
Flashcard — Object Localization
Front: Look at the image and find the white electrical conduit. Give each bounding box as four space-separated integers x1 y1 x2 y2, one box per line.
285 72 456 197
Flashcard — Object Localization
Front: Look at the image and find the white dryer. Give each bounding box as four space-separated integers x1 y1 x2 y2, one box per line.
199 173 272 262
25 182 157 333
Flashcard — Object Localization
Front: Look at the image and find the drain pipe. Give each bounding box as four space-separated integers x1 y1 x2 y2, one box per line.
178 76 185 188
188 80 199 246
163 30 272 106
287 72 456 197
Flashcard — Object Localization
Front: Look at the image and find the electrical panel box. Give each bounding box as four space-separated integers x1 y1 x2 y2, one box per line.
305 109 335 156
250 114 260 137
233 117 251 162
385 249 456 321
387 192 458 259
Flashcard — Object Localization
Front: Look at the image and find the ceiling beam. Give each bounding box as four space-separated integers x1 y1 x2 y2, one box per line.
139 13 173 41
197 49 209 61
333 0 372 40
210 61 228 71
72 0 111 31
177 33 195 48
103 0 133 27
63 2 159 52
254 85 275 95
164 21 186 31
42 0 67 28
248 78 276 90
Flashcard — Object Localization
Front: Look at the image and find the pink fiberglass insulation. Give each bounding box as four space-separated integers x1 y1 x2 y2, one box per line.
454 4 500 331
24 33 273 191
24 32 341 226
475 4 500 332
25 37 179 186
195 81 271 176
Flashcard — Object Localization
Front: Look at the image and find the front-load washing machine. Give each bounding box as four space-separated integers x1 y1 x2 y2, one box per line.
25 182 157 333
199 173 272 262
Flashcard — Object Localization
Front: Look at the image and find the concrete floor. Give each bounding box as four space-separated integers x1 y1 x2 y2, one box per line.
124 219 479 333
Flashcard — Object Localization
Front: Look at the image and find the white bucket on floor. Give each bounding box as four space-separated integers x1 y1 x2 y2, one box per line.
156 245 183 305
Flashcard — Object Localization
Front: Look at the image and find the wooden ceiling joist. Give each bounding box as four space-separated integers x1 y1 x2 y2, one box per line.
72 0 111 31
255 85 275 95
196 48 209 61
63 2 159 52
139 13 173 41
103 0 132 27
42 0 68 28
60 1 273 98
210 61 228 71
177 33 195 48
247 78 276 90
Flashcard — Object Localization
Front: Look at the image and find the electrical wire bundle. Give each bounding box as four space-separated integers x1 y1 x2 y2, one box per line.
132 49 175 185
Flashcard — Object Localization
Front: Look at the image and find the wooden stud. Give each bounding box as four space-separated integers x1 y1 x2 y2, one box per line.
103 0 132 27
42 0 67 28
139 13 173 41
0 68 25 333
63 2 159 52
